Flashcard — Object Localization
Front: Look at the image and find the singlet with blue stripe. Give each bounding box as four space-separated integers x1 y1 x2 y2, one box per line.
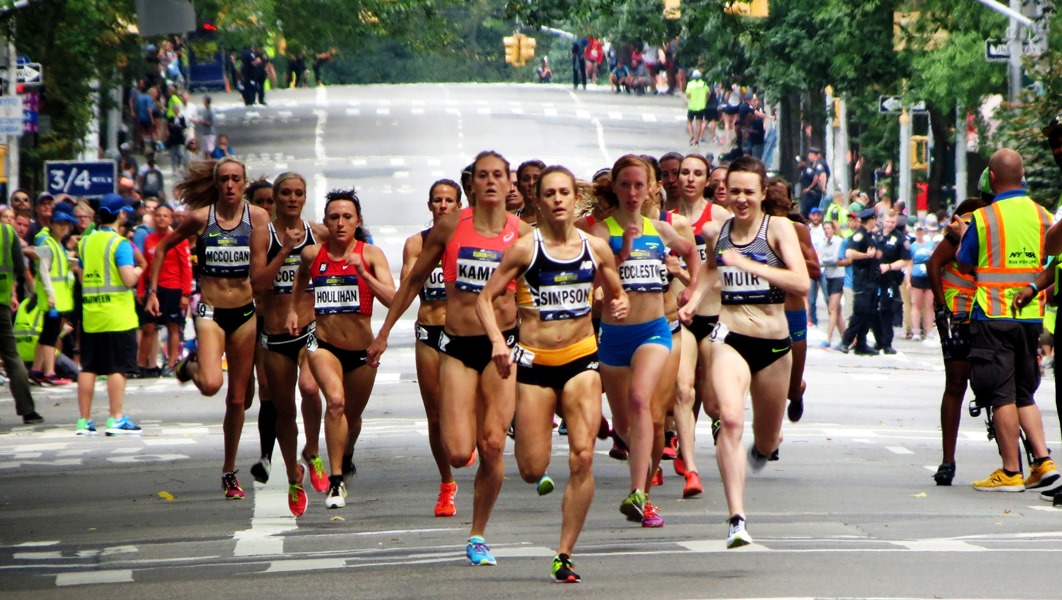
516 230 596 321
716 215 786 305
267 220 316 295
605 216 668 293
197 203 252 278
418 229 446 302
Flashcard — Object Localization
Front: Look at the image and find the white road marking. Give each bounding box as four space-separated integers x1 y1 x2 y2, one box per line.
678 540 769 552
55 570 133 586
314 109 328 162
389 157 406 166
477 107 491 115
142 438 196 446
576 109 590 119
895 539 986 551
265 558 347 572
345 108 360 116
15 541 59 547
642 113 657 122
608 111 622 120
14 551 63 559
411 108 424 115
160 427 209 436
233 481 298 557
108 454 189 464
376 108 390 115
886 446 914 455
510 107 523 114
544 107 558 117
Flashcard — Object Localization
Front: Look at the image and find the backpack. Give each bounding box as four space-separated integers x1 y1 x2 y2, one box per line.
142 168 164 197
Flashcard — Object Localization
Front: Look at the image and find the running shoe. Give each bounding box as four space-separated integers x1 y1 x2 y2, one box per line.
43 374 73 385
661 430 677 460
435 481 457 517
787 397 804 422
306 454 329 493
597 417 610 440
683 471 703 498
463 449 478 468
609 432 629 461
933 462 956 486
674 456 687 476
641 502 664 528
466 536 497 566
537 474 555 496
250 457 271 484
325 479 348 508
619 489 646 522
651 466 663 487
342 453 357 485
175 350 197 383
972 468 1024 492
75 418 97 436
558 419 568 436
747 445 769 473
28 369 47 386
1039 480 1062 502
1025 458 1060 490
726 514 752 549
711 419 722 445
105 415 141 436
551 553 580 583
222 471 245 500
288 465 307 517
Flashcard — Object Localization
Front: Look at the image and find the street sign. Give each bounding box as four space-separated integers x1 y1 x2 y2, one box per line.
984 38 1038 62
0 97 22 135
878 96 927 114
44 161 117 198
0 62 42 85
22 91 38 134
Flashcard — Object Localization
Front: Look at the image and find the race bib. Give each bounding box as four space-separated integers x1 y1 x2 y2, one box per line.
313 275 361 314
455 247 502 293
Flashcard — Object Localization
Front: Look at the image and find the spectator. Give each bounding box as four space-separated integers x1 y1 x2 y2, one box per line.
798 147 829 217
571 37 587 90
138 154 166 200
739 96 770 159
584 36 604 84
626 57 652 95
313 48 337 87
609 61 629 94
193 95 217 158
0 207 13 225
211 134 236 160
536 57 552 83
29 202 77 385
28 193 54 242
685 69 709 146
166 104 188 173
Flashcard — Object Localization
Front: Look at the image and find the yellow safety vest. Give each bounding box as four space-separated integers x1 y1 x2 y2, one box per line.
78 229 137 333
13 298 42 363
972 195 1052 320
33 230 74 312
942 260 976 315
0 223 15 306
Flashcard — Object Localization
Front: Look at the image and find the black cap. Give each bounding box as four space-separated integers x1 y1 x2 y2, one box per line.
808 146 822 155
858 208 876 220
1043 112 1062 138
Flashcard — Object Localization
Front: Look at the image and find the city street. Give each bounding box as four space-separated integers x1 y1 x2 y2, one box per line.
1 83 1060 599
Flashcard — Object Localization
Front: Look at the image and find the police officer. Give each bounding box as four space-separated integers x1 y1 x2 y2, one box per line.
874 210 911 354
75 194 142 436
799 147 828 217
0 219 42 424
839 208 881 355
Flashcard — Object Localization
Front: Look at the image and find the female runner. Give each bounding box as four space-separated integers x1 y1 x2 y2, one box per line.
402 179 463 517
289 189 394 509
146 157 271 499
589 155 699 528
245 177 278 483
679 156 808 547
478 165 627 583
249 172 328 515
368 151 531 566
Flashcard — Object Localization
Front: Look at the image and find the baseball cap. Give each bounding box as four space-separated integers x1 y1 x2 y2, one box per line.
51 209 77 225
849 201 864 214
808 146 822 155
809 207 822 215
857 208 876 220
36 192 54 205
691 69 702 79
98 193 135 218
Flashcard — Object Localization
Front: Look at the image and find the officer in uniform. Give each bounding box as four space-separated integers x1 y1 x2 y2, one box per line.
75 194 142 436
0 219 42 424
798 147 828 217
840 208 881 355
874 211 911 354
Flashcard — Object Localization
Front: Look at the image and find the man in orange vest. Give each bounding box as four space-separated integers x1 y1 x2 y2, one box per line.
957 148 1057 493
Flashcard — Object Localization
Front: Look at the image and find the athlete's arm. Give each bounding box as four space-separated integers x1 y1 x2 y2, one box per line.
399 233 421 284
678 233 718 324
588 236 628 321
146 209 204 316
356 244 396 308
1045 219 1062 256
250 223 304 295
476 237 533 379
287 244 318 335
656 219 700 305
367 211 456 366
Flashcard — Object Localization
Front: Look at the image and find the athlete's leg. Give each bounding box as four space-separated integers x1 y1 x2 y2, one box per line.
188 319 225 396
415 341 453 483
438 354 479 468
557 370 600 556
750 353 792 459
221 317 257 473
470 358 517 538
306 347 347 477
673 329 699 475
263 349 300 483
600 364 632 447
298 350 323 459
514 383 558 484
711 343 752 518
940 361 969 465
628 344 671 493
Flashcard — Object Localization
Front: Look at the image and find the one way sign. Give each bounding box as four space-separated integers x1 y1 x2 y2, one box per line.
878 96 927 114
0 62 43 85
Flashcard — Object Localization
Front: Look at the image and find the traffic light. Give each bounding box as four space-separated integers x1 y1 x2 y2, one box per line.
724 0 768 17
663 0 681 19
911 135 929 171
519 35 536 66
504 35 518 65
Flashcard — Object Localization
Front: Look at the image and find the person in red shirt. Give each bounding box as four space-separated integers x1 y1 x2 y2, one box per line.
139 203 192 376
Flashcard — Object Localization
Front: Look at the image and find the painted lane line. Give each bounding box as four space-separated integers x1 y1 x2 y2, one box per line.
14 541 59 547
265 558 347 573
608 111 623 120
313 109 328 161
642 113 657 122
894 539 987 551
55 569 133 586
544 107 558 117
376 107 390 115
232 481 297 557
885 446 914 455
345 108 360 116
477 107 491 115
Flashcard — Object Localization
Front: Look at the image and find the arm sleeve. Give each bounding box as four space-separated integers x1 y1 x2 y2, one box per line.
179 242 192 295
114 239 135 268
35 245 54 297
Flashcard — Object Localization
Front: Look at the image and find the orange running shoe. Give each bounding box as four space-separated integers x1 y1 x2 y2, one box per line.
305 454 329 493
683 471 703 498
674 456 687 476
651 466 663 487
435 481 458 517
464 449 478 468
288 465 307 516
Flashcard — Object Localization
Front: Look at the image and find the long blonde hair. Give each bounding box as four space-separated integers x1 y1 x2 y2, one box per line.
175 156 247 210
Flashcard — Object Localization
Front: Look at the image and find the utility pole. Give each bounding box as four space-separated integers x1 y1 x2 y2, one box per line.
1008 0 1023 101
7 19 18 194
899 108 912 207
955 102 967 206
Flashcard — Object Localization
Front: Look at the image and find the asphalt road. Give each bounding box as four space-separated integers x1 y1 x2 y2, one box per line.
1 83 1060 599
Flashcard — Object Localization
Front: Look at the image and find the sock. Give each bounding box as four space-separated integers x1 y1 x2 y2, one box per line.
1003 468 1021 477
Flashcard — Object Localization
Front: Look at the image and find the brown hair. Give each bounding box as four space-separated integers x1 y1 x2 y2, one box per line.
175 156 248 210
764 177 794 217
533 165 577 201
726 155 767 189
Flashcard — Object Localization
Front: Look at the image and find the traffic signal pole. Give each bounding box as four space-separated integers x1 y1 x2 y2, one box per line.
7 20 19 193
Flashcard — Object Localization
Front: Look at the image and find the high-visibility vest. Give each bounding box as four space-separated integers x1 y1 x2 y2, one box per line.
972 195 1052 320
33 230 74 312
941 260 976 315
13 298 42 363
78 229 137 333
0 223 15 306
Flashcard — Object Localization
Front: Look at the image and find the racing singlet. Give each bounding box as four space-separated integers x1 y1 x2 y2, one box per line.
516 229 596 321
442 207 521 293
197 203 252 278
267 220 316 295
418 229 447 302
716 215 786 305
310 242 373 316
604 216 668 293
672 202 714 264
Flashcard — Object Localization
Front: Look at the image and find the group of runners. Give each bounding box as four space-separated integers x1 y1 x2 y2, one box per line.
139 147 814 584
